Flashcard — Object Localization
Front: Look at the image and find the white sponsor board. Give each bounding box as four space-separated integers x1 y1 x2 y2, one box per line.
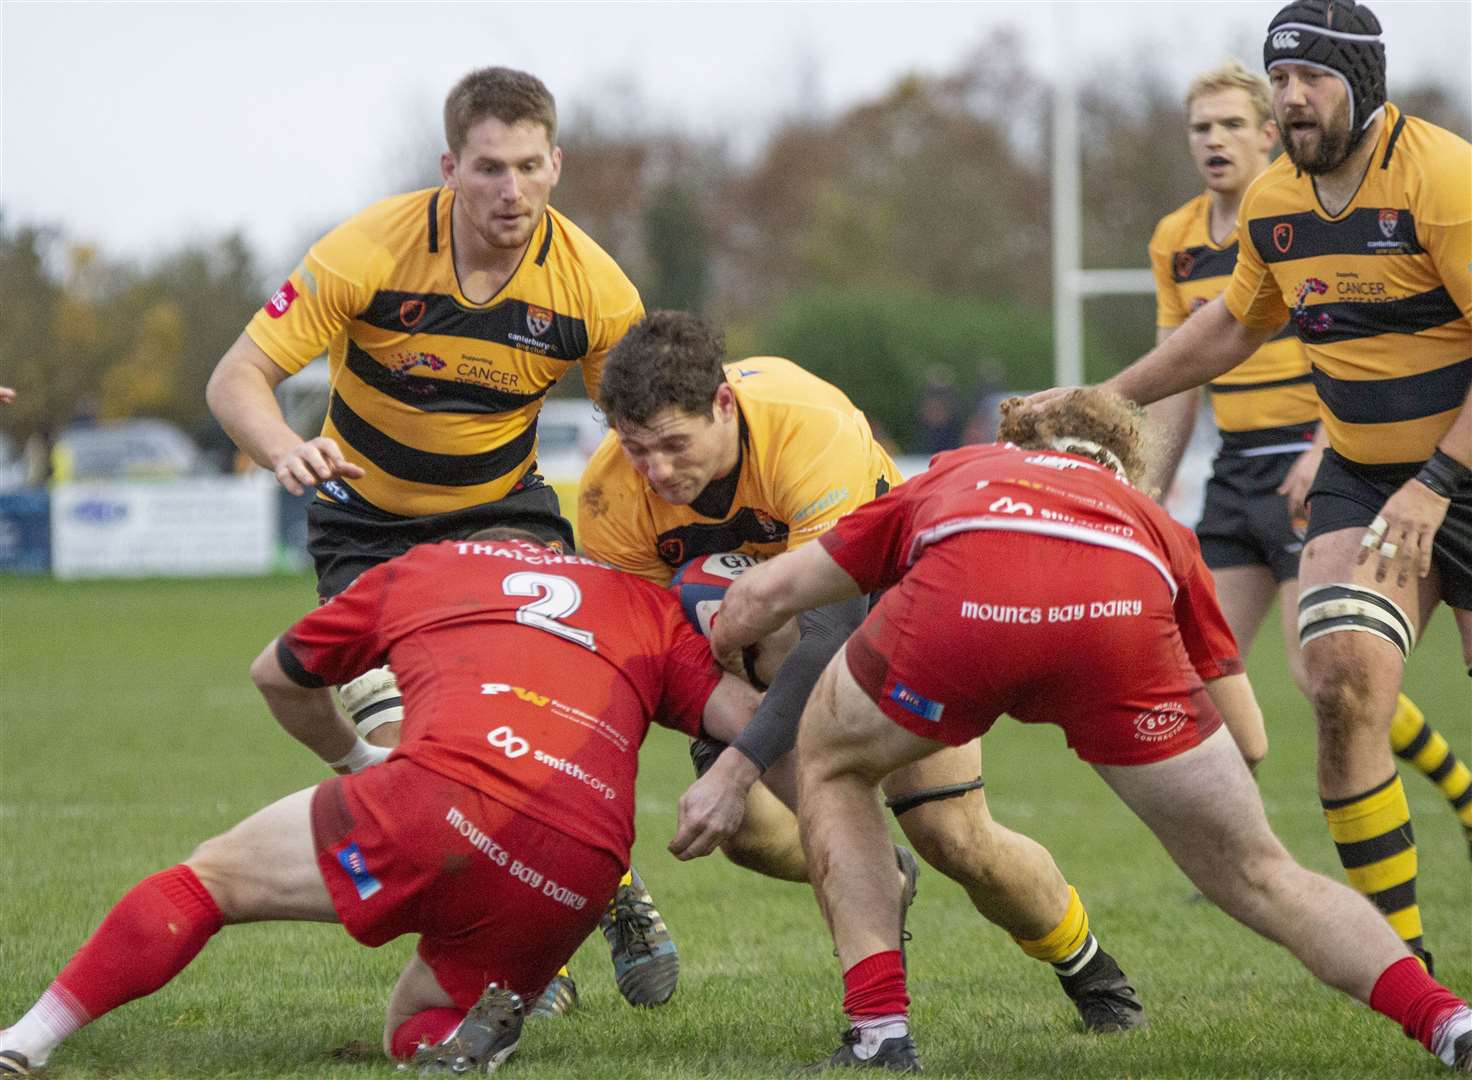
52 474 277 579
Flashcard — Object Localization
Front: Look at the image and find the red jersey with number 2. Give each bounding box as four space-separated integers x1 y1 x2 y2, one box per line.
279 539 722 864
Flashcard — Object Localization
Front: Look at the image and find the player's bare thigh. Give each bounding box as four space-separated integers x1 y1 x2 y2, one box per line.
186 786 336 924
796 653 944 787
1211 562 1280 657
1456 606 1472 669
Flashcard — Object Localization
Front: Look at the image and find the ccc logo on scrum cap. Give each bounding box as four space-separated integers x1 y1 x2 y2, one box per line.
1271 29 1299 49
487 725 530 758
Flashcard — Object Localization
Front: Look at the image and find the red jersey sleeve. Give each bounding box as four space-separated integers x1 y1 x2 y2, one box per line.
818 483 917 594
278 560 394 687
655 605 724 738
1167 524 1244 681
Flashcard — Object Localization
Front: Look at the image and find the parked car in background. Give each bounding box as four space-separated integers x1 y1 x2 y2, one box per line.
53 419 211 482
535 398 607 483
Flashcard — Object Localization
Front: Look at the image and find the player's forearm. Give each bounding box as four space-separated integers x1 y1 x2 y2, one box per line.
1104 297 1268 407
249 641 358 765
1205 673 1268 771
712 542 860 659
206 333 303 470
1143 387 1202 496
730 594 867 772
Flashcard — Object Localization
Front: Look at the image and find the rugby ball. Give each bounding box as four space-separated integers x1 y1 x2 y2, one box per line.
670 551 763 638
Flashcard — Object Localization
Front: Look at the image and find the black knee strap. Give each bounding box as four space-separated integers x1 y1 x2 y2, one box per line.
885 777 985 817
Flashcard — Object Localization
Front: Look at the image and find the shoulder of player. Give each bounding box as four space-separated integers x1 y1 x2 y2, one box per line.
541 205 641 314
1150 193 1210 249
309 186 438 288
577 434 648 525
1387 110 1472 224
1238 155 1300 220
725 357 853 413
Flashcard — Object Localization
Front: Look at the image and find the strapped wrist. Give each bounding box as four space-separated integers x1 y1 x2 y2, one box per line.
1415 449 1471 499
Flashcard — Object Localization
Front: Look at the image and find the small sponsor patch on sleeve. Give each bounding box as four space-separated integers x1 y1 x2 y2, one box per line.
336 842 383 900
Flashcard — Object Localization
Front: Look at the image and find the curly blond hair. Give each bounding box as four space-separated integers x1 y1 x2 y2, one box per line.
996 389 1158 494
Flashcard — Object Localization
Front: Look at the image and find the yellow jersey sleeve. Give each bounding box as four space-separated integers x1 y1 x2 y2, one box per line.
1223 181 1292 332
1149 216 1189 328
765 405 898 550
576 437 671 584
244 220 391 375
1418 145 1472 322
579 290 645 401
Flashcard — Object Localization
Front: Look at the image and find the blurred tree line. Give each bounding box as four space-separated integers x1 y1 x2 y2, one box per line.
2 36 1465 453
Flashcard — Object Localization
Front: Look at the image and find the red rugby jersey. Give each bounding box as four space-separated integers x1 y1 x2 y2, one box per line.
278 539 721 863
820 444 1242 683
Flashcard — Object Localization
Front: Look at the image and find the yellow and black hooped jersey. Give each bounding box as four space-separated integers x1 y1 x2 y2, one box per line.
577 357 901 586
1223 105 1472 467
1150 192 1318 454
246 187 642 517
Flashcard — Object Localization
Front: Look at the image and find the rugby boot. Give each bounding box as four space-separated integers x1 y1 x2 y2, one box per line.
409 985 523 1075
528 969 578 1019
807 1027 922 1072
1433 1005 1472 1071
895 846 920 972
0 1051 30 1076
601 869 678 1006
1057 947 1147 1034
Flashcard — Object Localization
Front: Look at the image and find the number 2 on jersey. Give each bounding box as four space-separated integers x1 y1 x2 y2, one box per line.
502 571 597 651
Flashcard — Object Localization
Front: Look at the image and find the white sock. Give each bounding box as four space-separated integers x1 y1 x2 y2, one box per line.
0 986 89 1067
850 1015 908 1059
1053 932 1098 977
1432 1005 1472 1067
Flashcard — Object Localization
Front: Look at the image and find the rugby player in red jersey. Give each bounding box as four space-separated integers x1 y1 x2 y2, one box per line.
709 391 1472 1073
0 530 761 1076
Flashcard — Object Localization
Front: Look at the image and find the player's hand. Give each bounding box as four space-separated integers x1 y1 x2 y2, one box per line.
1355 479 1449 587
271 437 365 496
0 386 15 404
668 749 760 860
1277 441 1324 527
1016 386 1082 410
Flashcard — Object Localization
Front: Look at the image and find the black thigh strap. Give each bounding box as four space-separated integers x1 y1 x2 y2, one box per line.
884 777 985 817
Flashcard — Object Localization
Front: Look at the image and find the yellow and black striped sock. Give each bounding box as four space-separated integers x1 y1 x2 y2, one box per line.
1015 886 1093 972
1323 774 1430 967
1388 693 1472 860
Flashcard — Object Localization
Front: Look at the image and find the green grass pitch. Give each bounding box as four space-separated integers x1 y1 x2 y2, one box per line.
1 573 1467 1078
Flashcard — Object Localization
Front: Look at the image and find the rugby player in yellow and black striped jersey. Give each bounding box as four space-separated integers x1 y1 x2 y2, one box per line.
581 311 1154 1037
207 68 672 1019
1064 0 1472 979
1149 62 1470 856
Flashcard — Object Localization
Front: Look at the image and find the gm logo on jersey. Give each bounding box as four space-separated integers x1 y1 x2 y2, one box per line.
890 681 945 723
336 842 382 901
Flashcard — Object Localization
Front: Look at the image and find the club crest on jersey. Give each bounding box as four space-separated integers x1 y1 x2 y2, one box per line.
1272 223 1293 254
1377 209 1399 240
659 537 686 565
526 304 554 337
754 509 781 540
1172 251 1195 281
399 299 426 328
264 280 299 319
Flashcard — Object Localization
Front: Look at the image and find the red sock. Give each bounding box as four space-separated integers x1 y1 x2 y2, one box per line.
52 865 224 1024
390 1008 465 1060
841 950 909 1022
1369 956 1467 1050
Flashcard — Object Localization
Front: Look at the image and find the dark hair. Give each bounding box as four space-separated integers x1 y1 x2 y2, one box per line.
444 68 557 156
466 526 549 546
598 311 729 428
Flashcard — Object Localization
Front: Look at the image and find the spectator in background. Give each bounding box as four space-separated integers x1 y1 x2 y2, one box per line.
910 366 962 455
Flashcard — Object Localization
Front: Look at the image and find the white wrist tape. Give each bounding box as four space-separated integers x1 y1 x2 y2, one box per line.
328 737 392 773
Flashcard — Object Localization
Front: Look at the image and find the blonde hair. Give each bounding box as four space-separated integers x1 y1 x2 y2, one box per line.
1185 59 1273 126
997 390 1157 494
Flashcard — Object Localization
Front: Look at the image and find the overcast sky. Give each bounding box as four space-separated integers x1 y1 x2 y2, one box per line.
3 1 1468 272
